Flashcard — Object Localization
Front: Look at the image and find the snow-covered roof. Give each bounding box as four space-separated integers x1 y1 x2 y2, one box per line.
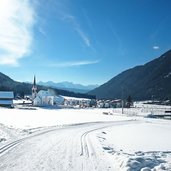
0 91 14 99
62 96 91 101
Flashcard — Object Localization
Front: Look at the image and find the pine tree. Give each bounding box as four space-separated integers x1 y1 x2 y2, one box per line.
126 95 132 108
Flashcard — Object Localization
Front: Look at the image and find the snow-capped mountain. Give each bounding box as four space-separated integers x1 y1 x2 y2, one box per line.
0 72 95 99
38 81 99 93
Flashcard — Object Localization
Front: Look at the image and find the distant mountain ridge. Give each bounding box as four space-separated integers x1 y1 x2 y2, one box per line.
89 49 171 100
0 72 95 99
38 81 99 93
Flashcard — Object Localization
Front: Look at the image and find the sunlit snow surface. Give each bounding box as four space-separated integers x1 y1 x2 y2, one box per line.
0 106 171 171
0 108 127 128
97 118 171 171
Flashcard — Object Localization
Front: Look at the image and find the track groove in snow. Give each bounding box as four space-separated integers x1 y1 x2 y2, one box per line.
0 126 64 156
0 120 136 171
1 106 171 170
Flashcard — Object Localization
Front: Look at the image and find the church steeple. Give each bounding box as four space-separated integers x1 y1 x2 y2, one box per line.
33 75 36 87
32 75 37 100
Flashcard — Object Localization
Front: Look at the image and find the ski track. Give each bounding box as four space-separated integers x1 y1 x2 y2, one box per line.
0 120 137 171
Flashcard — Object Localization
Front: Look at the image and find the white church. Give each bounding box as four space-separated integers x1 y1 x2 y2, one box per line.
32 76 64 106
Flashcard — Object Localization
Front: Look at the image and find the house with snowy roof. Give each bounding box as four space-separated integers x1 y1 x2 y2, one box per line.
33 90 64 106
0 91 14 107
31 76 64 106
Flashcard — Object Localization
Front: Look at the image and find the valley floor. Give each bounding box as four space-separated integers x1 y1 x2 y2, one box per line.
0 107 171 171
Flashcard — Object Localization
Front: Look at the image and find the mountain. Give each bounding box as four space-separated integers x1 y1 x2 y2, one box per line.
0 72 95 99
0 72 33 97
89 50 171 100
38 81 99 93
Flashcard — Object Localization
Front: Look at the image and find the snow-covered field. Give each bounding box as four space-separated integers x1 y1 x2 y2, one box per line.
97 119 171 170
0 106 171 171
0 108 127 129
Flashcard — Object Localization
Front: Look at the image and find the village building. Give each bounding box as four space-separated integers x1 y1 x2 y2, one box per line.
33 90 64 106
63 96 92 108
32 76 64 106
96 99 122 108
110 99 122 108
0 91 14 107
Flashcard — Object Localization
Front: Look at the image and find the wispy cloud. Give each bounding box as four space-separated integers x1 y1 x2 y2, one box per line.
50 60 100 67
51 0 91 48
75 25 91 47
0 0 35 66
153 46 160 50
38 27 46 36
63 15 91 47
109 24 124 56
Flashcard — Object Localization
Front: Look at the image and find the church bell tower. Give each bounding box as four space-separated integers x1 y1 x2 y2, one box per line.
32 75 37 100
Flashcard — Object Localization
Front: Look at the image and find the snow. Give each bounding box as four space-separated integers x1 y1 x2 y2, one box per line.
0 123 22 143
164 72 171 78
13 99 32 104
0 108 127 129
99 120 171 153
62 95 91 101
0 106 171 171
95 114 171 171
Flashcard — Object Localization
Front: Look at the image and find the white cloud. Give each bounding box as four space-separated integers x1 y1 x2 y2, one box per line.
75 26 91 47
62 14 91 47
50 60 100 67
0 0 35 66
38 27 46 36
153 46 160 50
43 1 92 48
54 3 91 48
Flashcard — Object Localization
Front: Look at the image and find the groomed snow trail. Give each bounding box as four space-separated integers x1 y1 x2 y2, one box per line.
0 120 135 171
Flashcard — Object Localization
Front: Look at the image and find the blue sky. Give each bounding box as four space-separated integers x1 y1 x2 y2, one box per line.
0 0 171 85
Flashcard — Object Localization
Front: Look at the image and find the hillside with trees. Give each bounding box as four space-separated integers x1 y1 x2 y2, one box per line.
89 50 171 101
